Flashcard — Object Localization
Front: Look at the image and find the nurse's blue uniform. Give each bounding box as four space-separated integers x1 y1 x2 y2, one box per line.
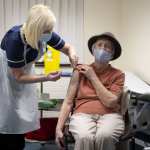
0 25 65 134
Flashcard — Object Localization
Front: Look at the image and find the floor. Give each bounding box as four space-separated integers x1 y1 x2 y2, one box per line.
24 141 74 150
24 109 74 150
25 142 58 150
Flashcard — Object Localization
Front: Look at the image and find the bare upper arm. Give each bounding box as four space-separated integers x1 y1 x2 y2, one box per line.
65 69 80 104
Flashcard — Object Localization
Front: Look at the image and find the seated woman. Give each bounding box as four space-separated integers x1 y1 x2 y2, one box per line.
56 32 125 150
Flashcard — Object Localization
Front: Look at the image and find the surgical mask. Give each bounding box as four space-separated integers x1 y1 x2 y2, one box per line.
93 48 112 63
39 33 52 43
38 33 52 54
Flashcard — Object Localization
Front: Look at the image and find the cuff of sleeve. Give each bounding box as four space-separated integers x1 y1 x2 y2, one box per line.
54 40 65 50
7 61 25 68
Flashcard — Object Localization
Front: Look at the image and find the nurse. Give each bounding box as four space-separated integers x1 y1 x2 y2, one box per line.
0 4 78 150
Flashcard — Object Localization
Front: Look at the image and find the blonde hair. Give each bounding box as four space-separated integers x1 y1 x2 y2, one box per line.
23 4 56 49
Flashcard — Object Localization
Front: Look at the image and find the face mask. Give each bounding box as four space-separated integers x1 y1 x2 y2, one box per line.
39 33 52 43
93 48 112 63
38 33 52 54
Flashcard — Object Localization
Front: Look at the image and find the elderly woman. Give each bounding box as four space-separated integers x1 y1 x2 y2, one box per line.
56 32 125 150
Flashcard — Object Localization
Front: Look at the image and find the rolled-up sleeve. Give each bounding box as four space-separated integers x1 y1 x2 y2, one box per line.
47 32 65 50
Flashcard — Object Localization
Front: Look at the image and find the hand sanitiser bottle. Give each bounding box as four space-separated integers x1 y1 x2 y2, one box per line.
44 45 60 74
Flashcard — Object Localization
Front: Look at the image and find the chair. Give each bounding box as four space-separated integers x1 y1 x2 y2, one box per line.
63 87 130 150
119 92 150 150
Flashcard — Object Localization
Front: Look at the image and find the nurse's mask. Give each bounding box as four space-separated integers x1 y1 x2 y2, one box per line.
38 33 52 54
39 33 52 43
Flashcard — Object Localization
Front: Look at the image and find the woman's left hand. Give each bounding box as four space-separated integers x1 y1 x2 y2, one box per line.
76 64 96 79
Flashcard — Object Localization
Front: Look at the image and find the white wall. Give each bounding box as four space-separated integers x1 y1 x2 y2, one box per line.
83 0 150 84
119 0 150 83
83 0 121 64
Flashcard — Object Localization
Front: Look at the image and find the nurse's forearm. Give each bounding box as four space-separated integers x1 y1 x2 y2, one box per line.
90 74 118 108
15 74 48 83
11 67 49 83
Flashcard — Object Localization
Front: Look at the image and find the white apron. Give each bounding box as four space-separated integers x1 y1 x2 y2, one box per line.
0 47 40 134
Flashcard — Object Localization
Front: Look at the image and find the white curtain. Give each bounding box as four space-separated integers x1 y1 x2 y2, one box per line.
0 0 84 64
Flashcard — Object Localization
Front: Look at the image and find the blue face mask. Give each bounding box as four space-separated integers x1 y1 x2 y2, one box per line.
38 33 52 54
39 33 52 43
93 48 112 63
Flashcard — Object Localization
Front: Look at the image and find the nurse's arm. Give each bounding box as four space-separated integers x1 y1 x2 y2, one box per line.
10 67 61 83
60 43 78 68
56 69 79 132
59 43 75 56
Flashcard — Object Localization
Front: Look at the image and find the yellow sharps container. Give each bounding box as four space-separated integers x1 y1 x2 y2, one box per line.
44 45 60 75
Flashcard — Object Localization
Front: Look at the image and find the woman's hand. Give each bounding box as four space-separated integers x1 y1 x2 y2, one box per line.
46 71 61 81
76 64 96 80
55 128 65 150
68 50 78 68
